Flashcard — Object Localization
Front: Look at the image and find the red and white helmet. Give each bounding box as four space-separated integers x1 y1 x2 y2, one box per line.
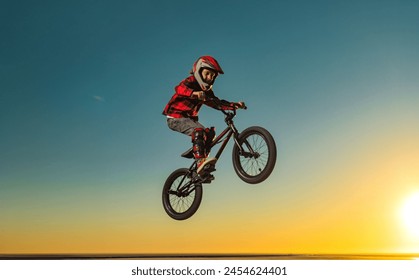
191 56 224 90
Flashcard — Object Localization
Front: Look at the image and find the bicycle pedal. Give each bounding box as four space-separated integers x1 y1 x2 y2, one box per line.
201 174 215 184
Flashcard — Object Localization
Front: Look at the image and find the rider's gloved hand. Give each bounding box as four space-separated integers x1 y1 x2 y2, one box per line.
193 91 206 101
233 102 246 109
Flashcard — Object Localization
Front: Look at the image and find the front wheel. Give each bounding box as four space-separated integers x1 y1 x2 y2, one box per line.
232 126 277 184
162 168 203 220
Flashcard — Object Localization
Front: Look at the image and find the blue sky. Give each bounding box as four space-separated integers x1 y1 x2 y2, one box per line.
1 0 419 254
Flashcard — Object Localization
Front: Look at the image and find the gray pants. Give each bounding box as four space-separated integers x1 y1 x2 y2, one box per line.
167 118 205 136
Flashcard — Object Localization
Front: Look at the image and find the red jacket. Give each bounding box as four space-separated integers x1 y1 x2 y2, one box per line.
162 76 231 120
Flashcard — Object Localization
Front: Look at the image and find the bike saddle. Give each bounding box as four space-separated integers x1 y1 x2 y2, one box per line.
181 147 194 159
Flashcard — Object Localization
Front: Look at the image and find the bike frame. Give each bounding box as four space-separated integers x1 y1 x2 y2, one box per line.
176 105 255 195
188 108 248 170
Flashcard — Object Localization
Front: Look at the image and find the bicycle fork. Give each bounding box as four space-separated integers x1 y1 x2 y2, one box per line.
231 126 260 159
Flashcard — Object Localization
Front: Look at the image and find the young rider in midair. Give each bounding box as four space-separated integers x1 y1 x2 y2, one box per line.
163 56 245 174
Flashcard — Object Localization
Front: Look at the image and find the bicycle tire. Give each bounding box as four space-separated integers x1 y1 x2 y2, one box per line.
232 126 277 184
162 168 203 220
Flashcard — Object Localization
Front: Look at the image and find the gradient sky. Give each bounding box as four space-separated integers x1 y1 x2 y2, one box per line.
1 0 419 255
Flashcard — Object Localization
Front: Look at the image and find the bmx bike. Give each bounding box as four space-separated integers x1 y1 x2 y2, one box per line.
162 99 277 220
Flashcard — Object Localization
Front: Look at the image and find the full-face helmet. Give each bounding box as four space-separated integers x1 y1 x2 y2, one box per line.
191 56 224 90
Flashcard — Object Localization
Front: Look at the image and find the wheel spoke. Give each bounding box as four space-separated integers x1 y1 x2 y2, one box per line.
168 174 197 214
239 133 269 177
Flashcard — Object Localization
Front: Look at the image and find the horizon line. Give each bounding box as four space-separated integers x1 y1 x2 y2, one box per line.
1 253 419 260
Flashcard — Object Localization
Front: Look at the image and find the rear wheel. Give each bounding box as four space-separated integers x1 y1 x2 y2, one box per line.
232 126 277 184
162 168 203 220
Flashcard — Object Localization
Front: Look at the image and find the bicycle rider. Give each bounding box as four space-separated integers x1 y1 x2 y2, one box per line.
162 56 245 174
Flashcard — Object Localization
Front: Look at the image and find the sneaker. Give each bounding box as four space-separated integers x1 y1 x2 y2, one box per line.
197 157 217 174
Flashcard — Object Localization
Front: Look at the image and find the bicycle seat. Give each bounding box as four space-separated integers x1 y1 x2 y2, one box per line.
181 147 194 159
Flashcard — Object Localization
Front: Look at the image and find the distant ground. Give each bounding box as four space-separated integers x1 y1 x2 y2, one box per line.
1 254 418 260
